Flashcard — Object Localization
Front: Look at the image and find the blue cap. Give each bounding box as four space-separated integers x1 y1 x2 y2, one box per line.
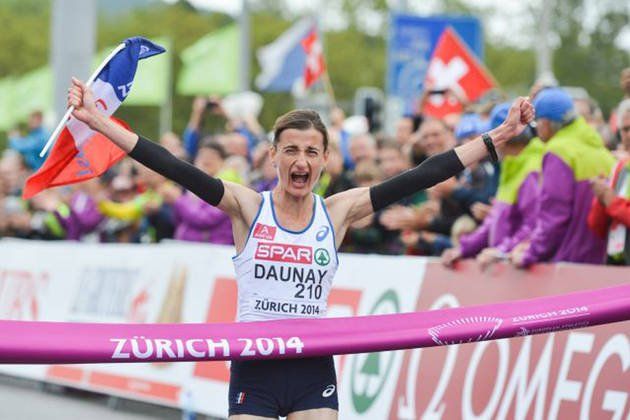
488 102 511 130
533 88 576 123
454 113 486 140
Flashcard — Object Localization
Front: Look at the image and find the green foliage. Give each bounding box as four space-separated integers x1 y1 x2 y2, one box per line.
0 0 627 144
0 0 50 77
485 44 536 96
552 0 630 114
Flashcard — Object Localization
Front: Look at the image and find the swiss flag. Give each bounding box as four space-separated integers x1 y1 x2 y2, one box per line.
23 118 129 199
301 29 326 89
423 27 496 118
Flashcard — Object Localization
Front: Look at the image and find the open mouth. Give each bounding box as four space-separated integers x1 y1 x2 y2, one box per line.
290 171 310 187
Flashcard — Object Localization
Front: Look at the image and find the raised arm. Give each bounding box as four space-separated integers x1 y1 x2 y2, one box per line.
67 77 260 220
326 97 534 243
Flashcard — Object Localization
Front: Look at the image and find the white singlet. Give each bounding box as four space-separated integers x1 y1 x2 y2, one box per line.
233 191 339 322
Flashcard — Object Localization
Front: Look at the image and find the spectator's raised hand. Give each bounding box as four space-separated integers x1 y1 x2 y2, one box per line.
476 247 505 271
441 246 462 268
510 241 530 268
192 96 208 115
158 183 182 204
471 201 492 221
590 176 615 206
431 177 458 199
400 229 421 247
381 205 423 230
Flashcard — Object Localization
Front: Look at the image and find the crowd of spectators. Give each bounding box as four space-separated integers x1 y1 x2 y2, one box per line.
2 67 630 267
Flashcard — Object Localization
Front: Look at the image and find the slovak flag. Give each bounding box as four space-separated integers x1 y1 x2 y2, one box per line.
301 29 326 89
255 17 316 93
23 37 165 199
423 27 496 118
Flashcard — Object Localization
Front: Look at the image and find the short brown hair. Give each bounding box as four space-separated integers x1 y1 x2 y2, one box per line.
272 109 329 150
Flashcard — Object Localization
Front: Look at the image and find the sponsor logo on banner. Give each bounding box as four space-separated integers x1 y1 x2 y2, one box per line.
0 269 49 320
511 306 590 324
255 242 312 264
428 316 503 345
253 223 277 240
351 290 400 413
316 225 330 241
314 248 330 266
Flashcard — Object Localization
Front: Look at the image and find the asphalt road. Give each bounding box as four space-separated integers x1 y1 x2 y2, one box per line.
0 375 208 420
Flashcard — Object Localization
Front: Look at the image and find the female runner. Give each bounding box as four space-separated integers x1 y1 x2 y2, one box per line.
67 77 533 420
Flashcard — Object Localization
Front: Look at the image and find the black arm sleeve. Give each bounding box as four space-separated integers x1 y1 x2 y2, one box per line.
128 136 225 206
369 149 464 212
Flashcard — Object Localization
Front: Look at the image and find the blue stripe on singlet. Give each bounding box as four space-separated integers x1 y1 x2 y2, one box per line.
269 192 317 234
232 193 265 260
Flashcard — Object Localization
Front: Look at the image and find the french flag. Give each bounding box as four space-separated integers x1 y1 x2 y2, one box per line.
23 37 165 199
255 17 316 93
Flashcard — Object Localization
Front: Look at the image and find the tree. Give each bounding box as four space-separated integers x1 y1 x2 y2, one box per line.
552 0 630 114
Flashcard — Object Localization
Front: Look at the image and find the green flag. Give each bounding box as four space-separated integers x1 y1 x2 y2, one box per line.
176 24 240 96
0 78 16 130
4 66 53 130
94 37 172 106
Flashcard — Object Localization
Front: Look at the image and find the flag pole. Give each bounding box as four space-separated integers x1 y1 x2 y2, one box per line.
322 70 336 107
40 42 126 158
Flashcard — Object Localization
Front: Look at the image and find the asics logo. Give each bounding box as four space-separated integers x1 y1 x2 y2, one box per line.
322 384 336 398
316 225 330 241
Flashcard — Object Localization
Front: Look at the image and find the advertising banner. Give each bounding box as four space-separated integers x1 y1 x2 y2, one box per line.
0 240 627 419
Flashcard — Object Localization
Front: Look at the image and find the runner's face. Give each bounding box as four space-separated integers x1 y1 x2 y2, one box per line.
271 128 328 198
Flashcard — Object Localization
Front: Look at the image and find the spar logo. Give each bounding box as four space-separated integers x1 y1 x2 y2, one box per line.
314 248 330 266
428 315 503 345
351 290 399 413
253 223 276 241
254 242 312 264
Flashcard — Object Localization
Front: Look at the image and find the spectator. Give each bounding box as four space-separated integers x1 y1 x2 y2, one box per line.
609 67 630 135
348 133 377 167
381 119 464 254
395 115 422 157
511 88 615 267
97 163 174 243
588 99 630 264
183 97 210 159
250 142 278 192
52 180 105 241
442 103 545 267
317 143 354 197
328 106 353 169
0 151 30 196
161 140 233 245
8 111 49 170
449 113 500 210
377 140 425 205
160 132 187 160
340 161 397 254
217 132 249 159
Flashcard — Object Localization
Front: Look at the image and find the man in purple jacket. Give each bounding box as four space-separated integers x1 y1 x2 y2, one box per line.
442 103 544 268
161 140 234 245
511 88 615 267
52 180 104 241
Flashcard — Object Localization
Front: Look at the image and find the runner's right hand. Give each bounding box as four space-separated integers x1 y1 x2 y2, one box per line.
68 77 99 127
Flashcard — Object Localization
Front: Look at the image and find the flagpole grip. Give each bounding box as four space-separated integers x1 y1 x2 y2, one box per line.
39 43 127 158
